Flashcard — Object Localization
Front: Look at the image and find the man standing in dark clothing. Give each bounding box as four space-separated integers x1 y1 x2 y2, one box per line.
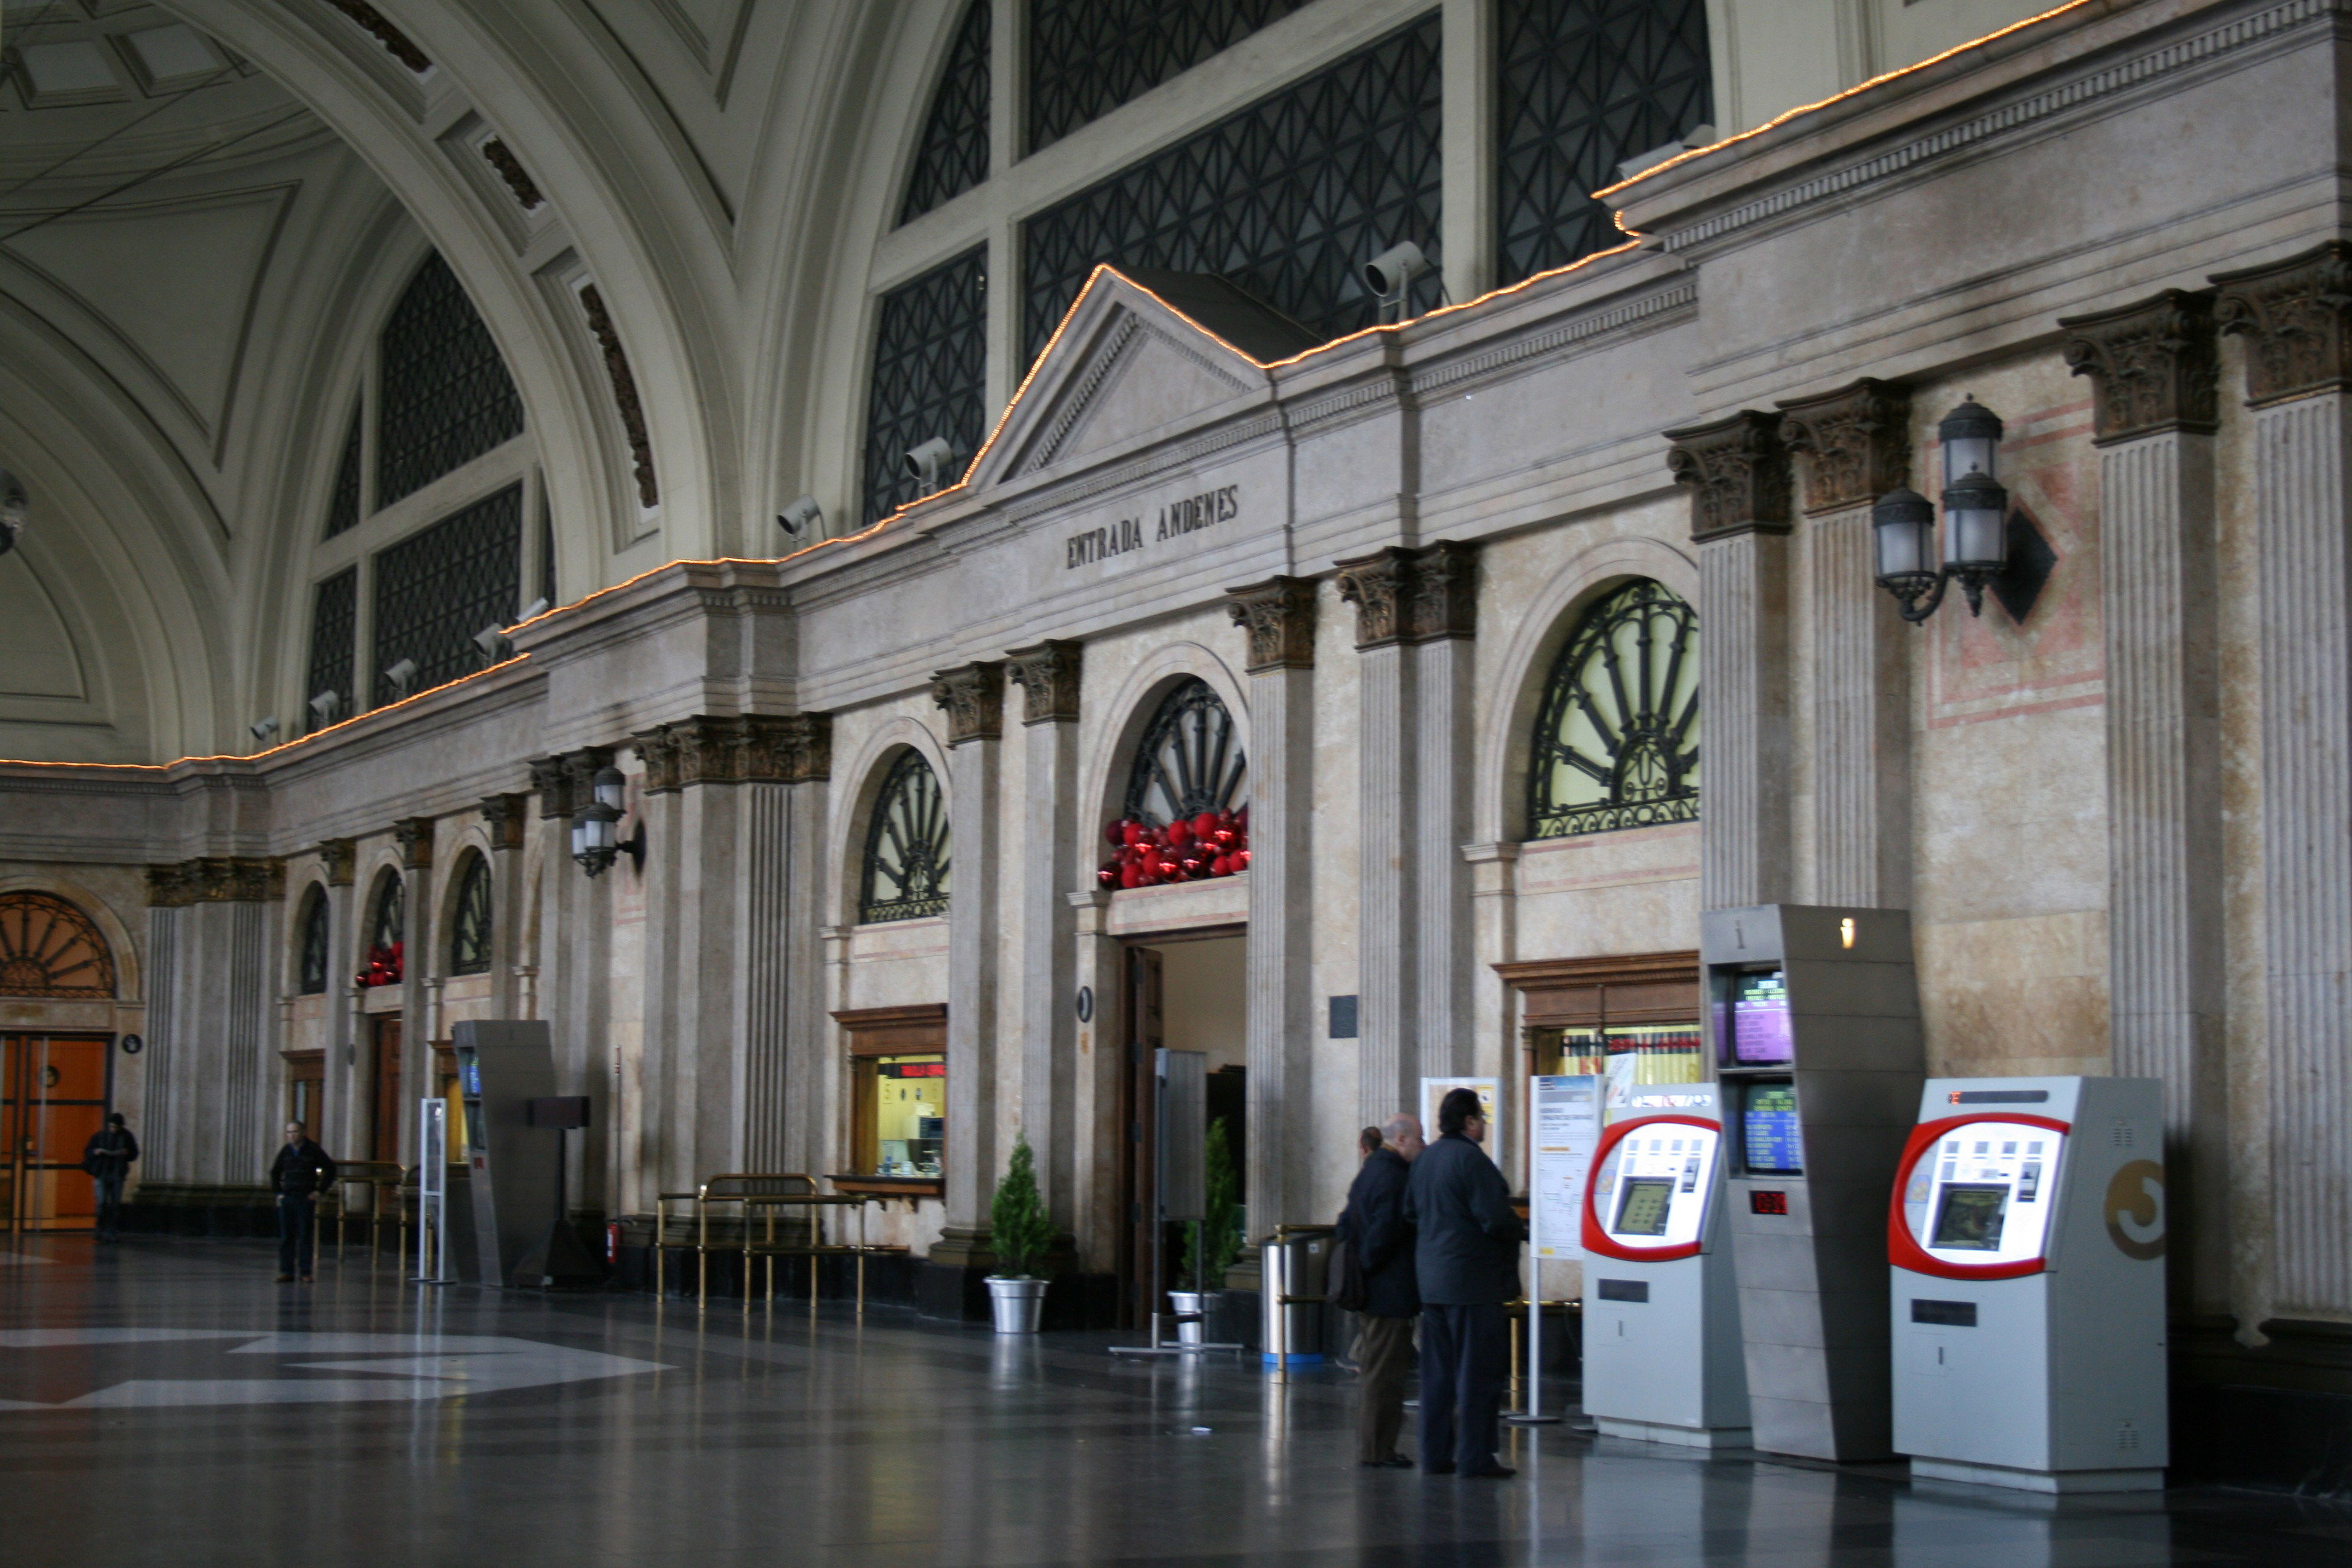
270 1120 336 1283
1342 1112 1423 1467
81 1113 137 1243
1404 1086 1524 1478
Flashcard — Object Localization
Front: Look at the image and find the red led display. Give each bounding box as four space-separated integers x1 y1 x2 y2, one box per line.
1749 1190 1789 1216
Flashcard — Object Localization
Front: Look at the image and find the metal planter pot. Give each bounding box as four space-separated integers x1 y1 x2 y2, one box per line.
987 1275 1048 1333
1169 1289 1210 1346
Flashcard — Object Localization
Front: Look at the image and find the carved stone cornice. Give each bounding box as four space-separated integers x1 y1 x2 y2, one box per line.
636 715 833 791
1777 379 1911 512
560 746 617 814
1406 541 1479 642
529 755 572 819
316 838 356 888
391 817 434 870
1334 547 1414 650
480 139 543 211
1223 575 1317 672
1004 641 1082 725
146 857 287 907
324 0 430 72
2059 289 2220 443
1663 410 1792 542
480 794 529 851
2212 243 2352 408
930 663 1005 746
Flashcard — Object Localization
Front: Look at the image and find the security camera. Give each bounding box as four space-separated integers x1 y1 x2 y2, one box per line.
1362 241 1431 303
779 494 823 536
384 658 419 696
250 716 281 743
472 624 508 659
903 437 953 492
309 691 341 725
0 468 24 557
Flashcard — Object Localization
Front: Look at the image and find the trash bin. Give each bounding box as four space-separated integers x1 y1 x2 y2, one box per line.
1263 1227 1331 1364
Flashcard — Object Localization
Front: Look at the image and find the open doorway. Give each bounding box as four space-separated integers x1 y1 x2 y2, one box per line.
1120 932 1246 1328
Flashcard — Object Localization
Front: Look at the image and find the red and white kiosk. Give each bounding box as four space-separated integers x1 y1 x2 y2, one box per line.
1889 1076 2168 1491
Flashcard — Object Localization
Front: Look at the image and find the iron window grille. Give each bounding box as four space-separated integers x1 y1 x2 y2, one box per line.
1494 0 1713 287
899 0 991 223
297 886 332 995
538 493 557 609
377 252 525 507
449 852 492 976
1022 13 1443 368
859 750 952 923
368 872 404 952
370 483 523 708
1527 578 1699 838
1027 0 1312 153
1123 678 1247 825
0 890 116 999
324 402 363 538
305 567 358 734
863 248 987 524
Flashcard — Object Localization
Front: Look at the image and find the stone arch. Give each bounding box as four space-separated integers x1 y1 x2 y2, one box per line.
0 887 119 1000
0 877 143 1004
829 714 955 928
1475 532 1699 845
437 838 495 979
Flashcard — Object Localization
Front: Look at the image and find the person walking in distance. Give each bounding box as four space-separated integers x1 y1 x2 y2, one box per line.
1404 1087 1525 1478
80 1112 137 1243
270 1120 336 1284
1345 1112 1424 1467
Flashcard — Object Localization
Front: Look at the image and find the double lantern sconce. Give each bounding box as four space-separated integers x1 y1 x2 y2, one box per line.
570 765 643 879
1871 397 2035 625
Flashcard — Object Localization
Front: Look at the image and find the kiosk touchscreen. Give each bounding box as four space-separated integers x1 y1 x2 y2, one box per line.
1708 904 1924 1463
1890 1076 2167 1491
1581 1084 1750 1447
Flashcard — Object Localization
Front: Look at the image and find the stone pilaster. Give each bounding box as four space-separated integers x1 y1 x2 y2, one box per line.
1665 411 1795 909
2215 244 2352 1318
1006 642 1082 1224
480 796 528 1018
315 840 358 1166
2061 289 2226 1313
534 748 613 1210
389 819 433 1166
1223 576 1316 1241
1411 544 1478 1082
1337 549 1417 1126
932 664 1004 1240
1780 379 1912 908
142 858 284 1186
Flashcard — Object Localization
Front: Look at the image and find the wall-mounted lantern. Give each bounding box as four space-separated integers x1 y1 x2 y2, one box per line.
1873 396 2011 623
570 765 642 878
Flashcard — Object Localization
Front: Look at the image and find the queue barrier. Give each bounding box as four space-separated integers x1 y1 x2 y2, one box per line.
655 1174 906 1313
330 1162 410 1261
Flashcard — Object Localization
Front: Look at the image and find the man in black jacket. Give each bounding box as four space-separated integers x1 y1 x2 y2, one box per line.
269 1120 337 1283
81 1113 137 1243
1341 1112 1423 1466
1403 1086 1524 1478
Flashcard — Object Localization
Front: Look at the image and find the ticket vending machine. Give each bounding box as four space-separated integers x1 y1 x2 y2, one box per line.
1708 904 1925 1462
1581 1083 1750 1447
452 1019 560 1289
1890 1076 2167 1491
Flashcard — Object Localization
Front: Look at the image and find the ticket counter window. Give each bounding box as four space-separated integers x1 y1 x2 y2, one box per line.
860 1055 944 1177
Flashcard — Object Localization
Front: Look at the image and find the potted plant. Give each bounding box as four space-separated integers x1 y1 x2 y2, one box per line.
1173 1116 1243 1345
986 1135 1055 1333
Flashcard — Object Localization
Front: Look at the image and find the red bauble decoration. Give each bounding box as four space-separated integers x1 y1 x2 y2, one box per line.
1120 863 1142 889
1123 821 1145 847
1235 848 1252 871
1106 820 1126 847
1192 811 1218 840
1212 828 1235 848
1210 855 1232 877
1097 865 1118 888
1156 860 1179 880
1167 819 1192 848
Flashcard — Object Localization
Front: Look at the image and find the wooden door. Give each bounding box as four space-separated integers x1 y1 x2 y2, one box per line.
1 1034 109 1232
1120 946 1165 1328
284 1052 324 1137
371 1017 403 1163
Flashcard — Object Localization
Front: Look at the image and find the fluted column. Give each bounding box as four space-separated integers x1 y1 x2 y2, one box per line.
1224 577 1317 1243
1412 544 1480 1079
390 817 434 1169
2060 289 2226 1312
2216 244 2352 1318
480 797 528 1020
1337 550 1418 1127
1007 641 1083 1227
1667 411 1796 909
532 750 613 1210
932 662 1005 1239
142 858 284 1186
1779 380 1912 908
316 839 358 1163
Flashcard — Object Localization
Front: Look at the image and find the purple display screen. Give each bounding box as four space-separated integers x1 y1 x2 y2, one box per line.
1731 970 1794 1065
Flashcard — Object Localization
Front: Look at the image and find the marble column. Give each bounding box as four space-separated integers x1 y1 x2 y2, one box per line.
1006 641 1083 1227
1411 544 1480 1080
390 817 434 1166
1067 889 1122 1270
141 901 179 1177
480 797 529 1020
1336 550 1419 1128
532 750 613 1210
931 662 1005 1249
2216 244 2352 1318
1779 380 1912 909
1224 577 1317 1244
315 838 358 1164
142 858 284 1187
2060 289 2227 1314
1666 411 1796 909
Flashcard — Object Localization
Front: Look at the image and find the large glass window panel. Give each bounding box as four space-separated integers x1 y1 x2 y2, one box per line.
1027 0 1312 152
900 0 991 223
370 484 523 707
304 567 357 734
862 249 987 524
377 253 524 506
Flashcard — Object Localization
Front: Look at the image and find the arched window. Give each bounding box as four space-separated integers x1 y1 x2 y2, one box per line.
1125 678 1247 825
0 891 116 999
449 853 492 976
898 0 991 224
1527 578 1699 839
377 252 524 506
860 751 951 923
863 248 987 524
369 872 404 952
1028 0 1313 152
296 886 332 996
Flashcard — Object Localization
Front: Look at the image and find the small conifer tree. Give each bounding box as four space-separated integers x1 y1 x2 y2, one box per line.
989 1135 1055 1279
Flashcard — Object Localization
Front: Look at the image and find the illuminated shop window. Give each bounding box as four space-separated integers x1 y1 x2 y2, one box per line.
856 1055 946 1177
1527 578 1698 838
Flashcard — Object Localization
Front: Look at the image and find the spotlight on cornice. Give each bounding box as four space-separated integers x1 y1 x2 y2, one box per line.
903 437 953 494
473 624 509 660
309 691 341 725
384 658 419 698
0 468 25 557
779 494 823 537
520 597 550 621
250 716 280 744
1363 241 1443 322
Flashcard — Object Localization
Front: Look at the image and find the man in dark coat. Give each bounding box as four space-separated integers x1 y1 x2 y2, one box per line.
269 1120 337 1283
81 1113 137 1243
1403 1086 1525 1478
1341 1112 1423 1466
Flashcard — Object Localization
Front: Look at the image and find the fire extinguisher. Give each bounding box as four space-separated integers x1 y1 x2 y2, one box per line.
606 1221 622 1267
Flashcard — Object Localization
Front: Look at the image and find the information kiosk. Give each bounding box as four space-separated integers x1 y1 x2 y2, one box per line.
1708 904 1924 1462
451 1019 560 1289
1580 1083 1749 1446
1890 1075 2167 1491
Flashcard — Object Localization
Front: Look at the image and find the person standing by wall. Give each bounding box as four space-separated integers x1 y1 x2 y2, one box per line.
269 1121 336 1284
1345 1112 1423 1467
1404 1087 1524 1479
80 1113 137 1243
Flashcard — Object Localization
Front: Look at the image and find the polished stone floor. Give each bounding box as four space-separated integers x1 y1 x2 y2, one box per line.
3 1236 2348 1566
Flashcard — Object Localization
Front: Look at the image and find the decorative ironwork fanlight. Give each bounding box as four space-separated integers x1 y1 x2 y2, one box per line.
1527 578 1699 838
861 750 952 922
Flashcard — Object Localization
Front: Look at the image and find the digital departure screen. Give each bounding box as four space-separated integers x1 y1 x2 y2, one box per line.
1742 1084 1804 1175
1931 1184 2009 1250
1730 970 1794 1065
1613 1178 1674 1237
